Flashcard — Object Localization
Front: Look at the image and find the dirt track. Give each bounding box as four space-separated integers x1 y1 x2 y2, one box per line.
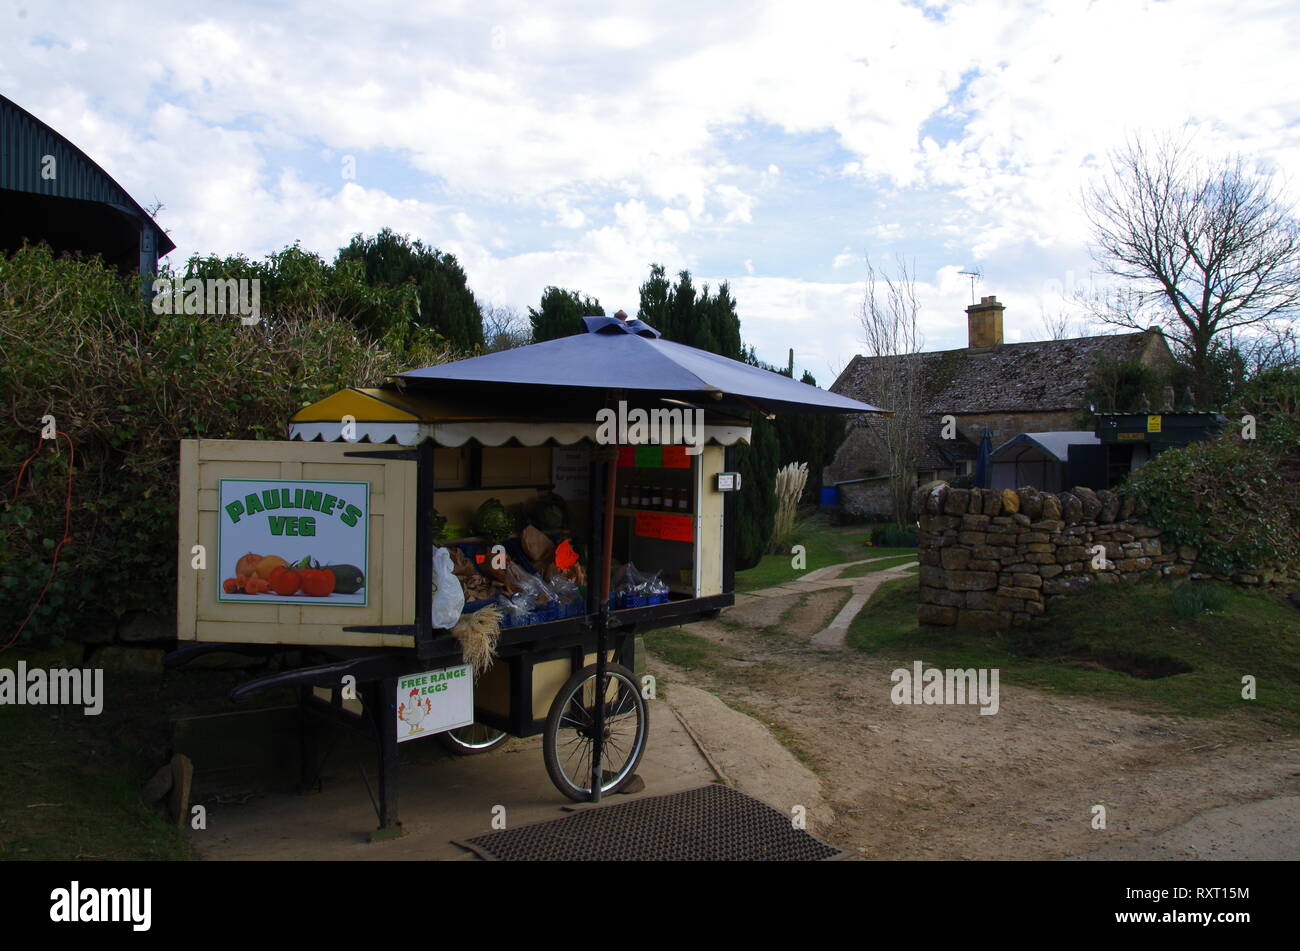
651 582 1300 860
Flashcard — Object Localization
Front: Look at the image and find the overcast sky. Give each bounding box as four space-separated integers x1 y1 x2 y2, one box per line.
3 0 1298 381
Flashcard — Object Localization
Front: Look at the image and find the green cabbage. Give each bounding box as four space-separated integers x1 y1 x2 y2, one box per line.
473 498 516 544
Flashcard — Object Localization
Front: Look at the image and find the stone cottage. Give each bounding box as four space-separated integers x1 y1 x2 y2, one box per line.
824 296 1177 517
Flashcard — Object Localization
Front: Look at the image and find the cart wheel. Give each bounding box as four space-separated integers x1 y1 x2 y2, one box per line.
437 723 509 756
543 663 648 802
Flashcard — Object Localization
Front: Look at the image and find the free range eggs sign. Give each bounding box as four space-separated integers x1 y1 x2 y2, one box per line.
218 479 369 605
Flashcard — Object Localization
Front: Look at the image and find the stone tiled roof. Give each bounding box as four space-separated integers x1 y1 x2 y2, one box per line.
831 330 1167 415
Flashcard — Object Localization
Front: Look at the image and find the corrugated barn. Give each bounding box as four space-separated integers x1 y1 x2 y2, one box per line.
1 93 174 274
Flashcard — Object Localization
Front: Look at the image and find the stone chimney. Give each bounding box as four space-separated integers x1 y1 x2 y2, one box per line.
966 295 1004 350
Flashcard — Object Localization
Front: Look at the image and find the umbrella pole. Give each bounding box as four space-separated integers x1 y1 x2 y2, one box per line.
591 397 622 802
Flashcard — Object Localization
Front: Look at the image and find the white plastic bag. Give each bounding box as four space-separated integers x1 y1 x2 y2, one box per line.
432 547 465 628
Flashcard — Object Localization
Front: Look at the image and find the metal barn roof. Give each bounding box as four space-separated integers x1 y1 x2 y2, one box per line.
0 93 174 273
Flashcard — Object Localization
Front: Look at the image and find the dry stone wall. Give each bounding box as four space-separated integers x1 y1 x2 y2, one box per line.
914 481 1251 629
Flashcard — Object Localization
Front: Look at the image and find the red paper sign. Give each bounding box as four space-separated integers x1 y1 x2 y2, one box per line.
661 445 690 468
634 512 694 542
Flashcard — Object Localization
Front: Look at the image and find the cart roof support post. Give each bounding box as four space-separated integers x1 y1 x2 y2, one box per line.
591 390 623 802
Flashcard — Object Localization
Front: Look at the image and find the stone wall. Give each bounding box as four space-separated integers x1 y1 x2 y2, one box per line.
914 481 1281 629
837 478 897 519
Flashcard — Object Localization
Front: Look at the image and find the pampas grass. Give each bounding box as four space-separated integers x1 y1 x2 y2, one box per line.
771 461 808 553
451 605 502 679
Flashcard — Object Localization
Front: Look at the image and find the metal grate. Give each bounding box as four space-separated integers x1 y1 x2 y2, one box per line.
455 783 848 861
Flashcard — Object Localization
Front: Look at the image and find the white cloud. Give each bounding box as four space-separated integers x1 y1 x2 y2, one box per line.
1 0 1296 366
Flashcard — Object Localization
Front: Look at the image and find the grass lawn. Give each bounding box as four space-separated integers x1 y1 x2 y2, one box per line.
734 513 915 592
848 574 1300 729
0 645 297 860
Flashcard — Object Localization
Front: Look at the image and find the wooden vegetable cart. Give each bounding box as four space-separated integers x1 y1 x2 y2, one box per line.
169 314 882 837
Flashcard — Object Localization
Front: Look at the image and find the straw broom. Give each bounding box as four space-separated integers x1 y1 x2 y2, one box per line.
771 461 808 553
451 605 502 680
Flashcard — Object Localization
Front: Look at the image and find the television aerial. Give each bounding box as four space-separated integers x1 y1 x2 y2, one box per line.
958 269 982 304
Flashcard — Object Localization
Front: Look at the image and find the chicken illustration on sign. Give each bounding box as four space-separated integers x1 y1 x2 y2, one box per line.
217 479 369 606
396 667 473 742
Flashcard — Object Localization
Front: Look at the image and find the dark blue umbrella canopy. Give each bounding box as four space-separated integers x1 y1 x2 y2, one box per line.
974 426 993 489
398 316 888 417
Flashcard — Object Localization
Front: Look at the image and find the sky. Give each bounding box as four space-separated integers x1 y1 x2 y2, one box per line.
3 0 1298 383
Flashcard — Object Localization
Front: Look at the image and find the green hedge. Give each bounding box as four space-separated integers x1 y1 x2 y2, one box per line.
0 245 456 644
1123 435 1300 577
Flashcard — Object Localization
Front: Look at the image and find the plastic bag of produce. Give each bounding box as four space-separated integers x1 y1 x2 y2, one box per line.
645 570 669 605
614 562 647 608
550 574 581 604
432 547 465 628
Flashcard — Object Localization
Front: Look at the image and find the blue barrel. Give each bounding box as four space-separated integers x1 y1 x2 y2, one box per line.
819 486 840 507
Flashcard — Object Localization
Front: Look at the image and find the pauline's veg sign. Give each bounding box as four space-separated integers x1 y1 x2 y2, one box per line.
218 479 369 605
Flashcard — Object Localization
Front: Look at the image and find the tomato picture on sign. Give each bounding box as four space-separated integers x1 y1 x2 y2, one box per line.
217 479 369 605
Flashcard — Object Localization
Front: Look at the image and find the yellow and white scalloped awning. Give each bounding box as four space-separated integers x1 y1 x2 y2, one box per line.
288 387 752 447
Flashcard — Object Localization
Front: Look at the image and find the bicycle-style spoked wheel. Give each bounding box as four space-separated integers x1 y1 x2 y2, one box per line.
543 662 648 802
437 722 510 755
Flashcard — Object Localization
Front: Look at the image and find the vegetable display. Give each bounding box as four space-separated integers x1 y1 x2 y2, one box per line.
223 552 362 597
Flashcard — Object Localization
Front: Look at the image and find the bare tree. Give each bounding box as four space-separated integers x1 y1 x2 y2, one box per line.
1082 132 1300 397
1038 307 1076 340
858 257 924 530
480 302 528 352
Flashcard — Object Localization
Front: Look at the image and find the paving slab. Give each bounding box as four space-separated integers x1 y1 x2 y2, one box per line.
192 694 718 861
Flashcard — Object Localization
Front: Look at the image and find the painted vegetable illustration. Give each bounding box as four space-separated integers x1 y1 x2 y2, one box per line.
226 555 360 597
299 568 336 597
324 565 365 594
235 552 262 579
269 568 301 596
254 555 290 580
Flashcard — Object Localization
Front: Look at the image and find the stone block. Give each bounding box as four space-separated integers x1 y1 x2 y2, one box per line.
921 586 966 607
919 603 958 626
1072 486 1101 521
1042 574 1094 596
1097 490 1120 523
940 547 972 570
1017 487 1043 519
944 570 998 591
997 585 1041 601
943 488 971 515
1116 557 1153 571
